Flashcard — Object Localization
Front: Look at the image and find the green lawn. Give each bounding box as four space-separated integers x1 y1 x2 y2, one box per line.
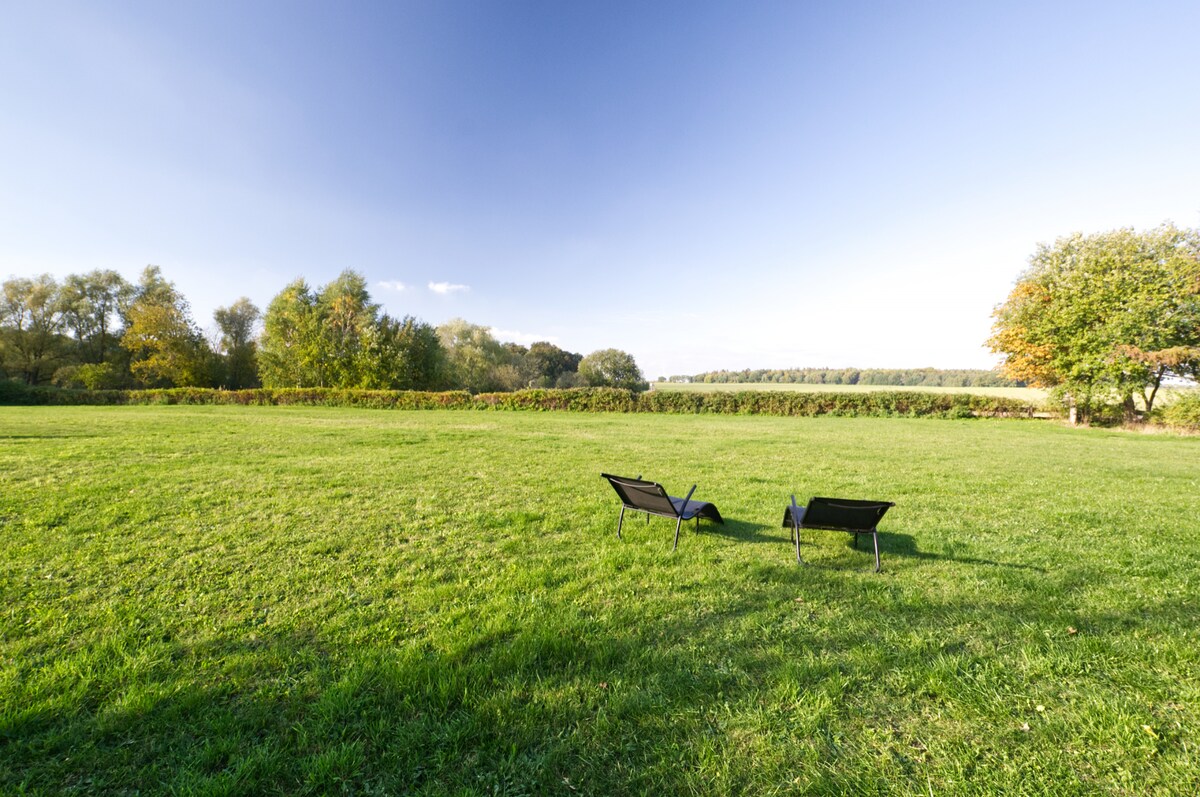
2 407 1198 795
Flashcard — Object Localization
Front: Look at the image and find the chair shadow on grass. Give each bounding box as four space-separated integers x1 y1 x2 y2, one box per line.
792 529 1046 572
703 518 781 544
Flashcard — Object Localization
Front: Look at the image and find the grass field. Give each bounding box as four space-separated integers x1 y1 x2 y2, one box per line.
652 382 1048 401
3 407 1199 795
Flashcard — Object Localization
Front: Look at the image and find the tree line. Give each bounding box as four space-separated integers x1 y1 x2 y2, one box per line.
670 368 1024 387
0 267 649 393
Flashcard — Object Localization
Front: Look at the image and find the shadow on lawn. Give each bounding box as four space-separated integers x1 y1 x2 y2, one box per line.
779 528 1046 573
879 531 1047 572
5 563 1182 796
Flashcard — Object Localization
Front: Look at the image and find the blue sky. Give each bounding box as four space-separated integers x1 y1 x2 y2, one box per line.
3 0 1198 379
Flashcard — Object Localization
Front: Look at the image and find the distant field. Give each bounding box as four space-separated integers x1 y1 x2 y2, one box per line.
654 381 1048 401
3 407 1199 794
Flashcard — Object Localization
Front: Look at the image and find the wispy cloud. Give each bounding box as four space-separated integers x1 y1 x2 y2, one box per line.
377 280 407 292
428 281 469 295
492 328 558 346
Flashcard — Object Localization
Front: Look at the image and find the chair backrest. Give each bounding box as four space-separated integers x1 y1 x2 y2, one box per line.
803 497 894 531
601 473 679 517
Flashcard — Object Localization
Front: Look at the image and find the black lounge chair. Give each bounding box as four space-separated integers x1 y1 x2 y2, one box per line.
783 495 895 572
601 473 724 551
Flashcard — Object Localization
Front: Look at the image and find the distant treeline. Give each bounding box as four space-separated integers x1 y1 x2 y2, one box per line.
669 368 1024 387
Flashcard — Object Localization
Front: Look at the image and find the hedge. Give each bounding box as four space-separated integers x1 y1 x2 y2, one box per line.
1 381 1045 419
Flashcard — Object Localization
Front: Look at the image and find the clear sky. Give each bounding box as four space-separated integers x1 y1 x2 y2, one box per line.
3 0 1198 379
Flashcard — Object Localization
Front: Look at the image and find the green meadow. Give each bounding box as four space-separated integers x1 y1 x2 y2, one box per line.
2 406 1198 795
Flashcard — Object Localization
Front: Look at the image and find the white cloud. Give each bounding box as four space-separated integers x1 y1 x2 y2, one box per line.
377 280 407 292
492 328 558 346
428 281 469 294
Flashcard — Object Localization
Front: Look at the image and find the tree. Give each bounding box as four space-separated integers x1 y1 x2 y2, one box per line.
0 274 68 384
578 348 647 391
316 270 379 387
360 314 445 390
258 279 324 387
58 270 133 365
121 266 211 387
213 298 261 389
989 224 1200 421
436 318 509 392
524 341 582 387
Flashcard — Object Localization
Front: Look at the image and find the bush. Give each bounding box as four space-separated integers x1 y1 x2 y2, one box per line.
1 384 1046 419
1161 392 1200 430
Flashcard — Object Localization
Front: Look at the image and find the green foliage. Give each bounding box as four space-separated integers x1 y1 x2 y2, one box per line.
258 278 324 387
578 348 647 391
523 341 583 387
1161 392 1200 430
260 273 448 391
990 224 1200 420
361 314 444 390
0 273 70 384
120 267 212 388
436 318 511 393
3 407 1200 794
213 297 262 389
683 367 1024 387
18 386 1044 418
58 269 133 366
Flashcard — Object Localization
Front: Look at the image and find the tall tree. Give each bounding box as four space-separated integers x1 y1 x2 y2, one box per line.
436 318 509 392
316 270 379 387
523 341 582 387
258 279 324 387
121 266 211 387
989 224 1200 420
360 314 445 390
213 298 262 389
0 274 68 384
58 270 133 365
578 348 647 391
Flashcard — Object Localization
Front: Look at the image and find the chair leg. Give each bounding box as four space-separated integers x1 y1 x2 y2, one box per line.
794 521 803 564
617 506 625 540
673 517 683 551
853 532 859 549
872 531 881 573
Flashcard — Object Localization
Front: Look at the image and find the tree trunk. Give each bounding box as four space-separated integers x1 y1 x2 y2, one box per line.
1123 393 1138 424
1144 365 1166 416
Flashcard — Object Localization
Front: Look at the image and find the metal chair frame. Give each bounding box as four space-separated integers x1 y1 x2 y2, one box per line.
786 495 895 572
602 473 723 551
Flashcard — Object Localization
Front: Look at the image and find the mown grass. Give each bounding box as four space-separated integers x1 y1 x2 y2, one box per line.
2 407 1198 795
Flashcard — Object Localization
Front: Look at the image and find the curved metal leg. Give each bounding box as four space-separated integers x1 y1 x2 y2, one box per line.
872 531 881 573
673 517 683 551
791 495 803 565
617 506 625 539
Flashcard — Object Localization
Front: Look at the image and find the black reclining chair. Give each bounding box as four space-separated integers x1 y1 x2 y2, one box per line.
783 495 894 571
601 473 724 551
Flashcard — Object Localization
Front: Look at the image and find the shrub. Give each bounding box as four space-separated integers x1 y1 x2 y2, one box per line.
1161 392 1200 430
1 384 1046 420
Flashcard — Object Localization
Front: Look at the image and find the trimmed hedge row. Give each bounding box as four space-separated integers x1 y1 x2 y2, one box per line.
2 381 1045 418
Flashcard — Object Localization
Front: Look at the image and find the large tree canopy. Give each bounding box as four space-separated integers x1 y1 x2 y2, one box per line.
0 274 68 384
259 271 446 389
121 266 212 388
989 224 1200 419
578 348 647 392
